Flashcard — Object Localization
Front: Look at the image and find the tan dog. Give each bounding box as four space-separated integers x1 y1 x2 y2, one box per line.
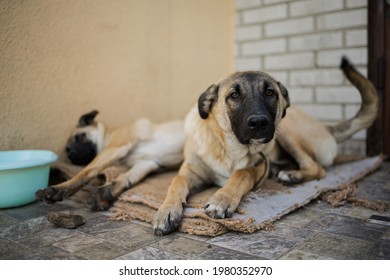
153 69 289 235
36 111 185 210
152 57 377 235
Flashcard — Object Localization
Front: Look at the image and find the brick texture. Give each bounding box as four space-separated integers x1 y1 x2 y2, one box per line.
242 5 287 24
235 0 368 155
265 17 314 37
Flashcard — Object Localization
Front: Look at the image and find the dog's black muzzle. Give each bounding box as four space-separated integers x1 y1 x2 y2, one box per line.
246 113 275 143
232 111 275 145
66 134 97 166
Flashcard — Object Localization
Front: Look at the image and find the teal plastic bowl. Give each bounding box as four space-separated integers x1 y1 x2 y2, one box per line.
0 150 57 208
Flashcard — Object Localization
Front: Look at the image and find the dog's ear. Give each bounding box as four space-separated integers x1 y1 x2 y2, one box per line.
198 84 219 119
78 110 99 127
277 82 290 118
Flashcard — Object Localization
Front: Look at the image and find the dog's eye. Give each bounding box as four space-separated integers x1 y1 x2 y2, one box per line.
266 89 274 96
230 91 240 99
75 133 86 142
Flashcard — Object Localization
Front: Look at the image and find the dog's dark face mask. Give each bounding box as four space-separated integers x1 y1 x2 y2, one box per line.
66 134 97 166
65 110 99 166
198 72 290 145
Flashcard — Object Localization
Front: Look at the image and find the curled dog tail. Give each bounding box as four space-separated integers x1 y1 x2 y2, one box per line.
328 56 378 143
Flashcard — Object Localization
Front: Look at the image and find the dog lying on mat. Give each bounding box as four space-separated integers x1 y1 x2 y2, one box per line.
152 57 378 235
36 111 184 210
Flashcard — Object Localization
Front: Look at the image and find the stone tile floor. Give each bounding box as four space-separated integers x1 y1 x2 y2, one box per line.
0 162 389 260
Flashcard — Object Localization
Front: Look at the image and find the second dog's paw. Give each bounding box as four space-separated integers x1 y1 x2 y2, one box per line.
86 178 132 212
86 186 114 211
35 187 65 204
152 204 183 236
204 191 238 219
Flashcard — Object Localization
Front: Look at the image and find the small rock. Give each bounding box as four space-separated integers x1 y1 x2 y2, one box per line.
48 211 86 229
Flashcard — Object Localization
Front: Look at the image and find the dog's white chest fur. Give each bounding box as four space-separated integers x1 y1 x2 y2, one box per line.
208 153 257 186
206 144 267 186
185 106 267 186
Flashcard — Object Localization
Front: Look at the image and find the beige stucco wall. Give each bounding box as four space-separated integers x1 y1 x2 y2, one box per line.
0 0 234 160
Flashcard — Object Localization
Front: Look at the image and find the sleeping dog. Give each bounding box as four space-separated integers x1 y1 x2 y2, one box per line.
36 111 185 210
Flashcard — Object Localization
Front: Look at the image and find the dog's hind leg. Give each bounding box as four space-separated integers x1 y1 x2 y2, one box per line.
277 160 325 184
88 160 160 211
36 142 139 204
276 137 326 184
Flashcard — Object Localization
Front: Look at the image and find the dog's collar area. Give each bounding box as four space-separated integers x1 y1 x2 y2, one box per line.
252 151 270 190
255 152 268 166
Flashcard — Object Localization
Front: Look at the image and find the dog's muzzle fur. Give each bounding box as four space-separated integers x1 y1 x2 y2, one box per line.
66 133 97 166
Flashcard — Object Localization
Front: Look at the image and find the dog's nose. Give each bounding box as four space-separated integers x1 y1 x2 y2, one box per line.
66 147 76 158
247 114 270 132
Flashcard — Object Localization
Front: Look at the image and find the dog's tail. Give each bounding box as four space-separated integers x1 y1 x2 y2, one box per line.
328 56 378 143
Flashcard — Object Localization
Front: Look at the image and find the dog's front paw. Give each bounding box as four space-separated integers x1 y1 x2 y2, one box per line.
153 204 183 236
35 187 65 204
204 191 238 219
277 170 302 185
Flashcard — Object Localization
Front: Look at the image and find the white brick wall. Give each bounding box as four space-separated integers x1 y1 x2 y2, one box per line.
265 52 314 70
242 5 287 24
316 9 367 30
317 48 367 67
289 69 344 86
289 32 343 51
289 0 343 17
316 87 362 103
235 0 368 155
265 17 314 37
236 25 262 41
242 38 287 55
346 29 367 46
